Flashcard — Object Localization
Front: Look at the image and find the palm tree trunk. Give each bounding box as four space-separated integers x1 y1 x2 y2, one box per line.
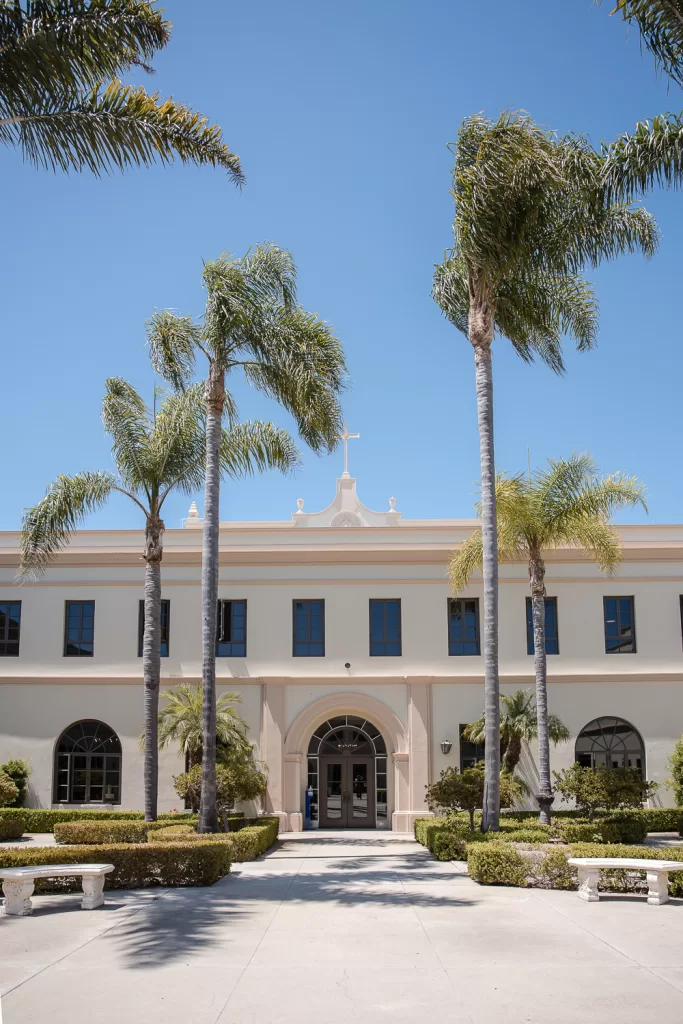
530 551 553 825
142 516 164 822
470 288 500 833
502 734 522 775
198 360 225 833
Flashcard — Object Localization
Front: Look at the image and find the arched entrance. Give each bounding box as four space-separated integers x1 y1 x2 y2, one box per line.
307 715 388 829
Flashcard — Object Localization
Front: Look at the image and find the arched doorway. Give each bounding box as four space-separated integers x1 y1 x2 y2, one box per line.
54 720 122 804
575 717 645 774
307 715 388 829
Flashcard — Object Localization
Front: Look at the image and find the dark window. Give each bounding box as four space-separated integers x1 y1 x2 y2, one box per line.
369 599 402 656
293 599 325 657
217 600 247 657
459 724 485 771
64 601 95 657
526 597 559 655
138 600 170 657
54 720 121 803
448 598 480 656
0 601 21 657
604 596 636 653
575 717 644 773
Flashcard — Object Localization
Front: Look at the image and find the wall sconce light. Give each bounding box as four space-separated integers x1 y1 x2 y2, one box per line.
440 740 453 755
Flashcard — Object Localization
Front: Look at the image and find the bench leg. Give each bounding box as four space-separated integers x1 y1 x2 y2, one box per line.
2 879 35 916
81 875 106 910
577 868 600 902
646 871 669 905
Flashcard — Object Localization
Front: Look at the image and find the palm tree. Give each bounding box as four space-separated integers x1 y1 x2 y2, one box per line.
0 1 242 179
19 378 298 820
450 454 647 823
464 689 570 778
604 1 683 85
432 112 657 830
147 244 346 832
157 683 250 768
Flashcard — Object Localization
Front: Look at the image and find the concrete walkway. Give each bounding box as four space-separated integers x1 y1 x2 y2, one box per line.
2 830 683 1022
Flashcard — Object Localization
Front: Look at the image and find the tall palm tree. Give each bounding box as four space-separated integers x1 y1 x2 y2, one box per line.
156 683 250 768
605 1 683 85
450 454 647 823
147 244 346 832
464 689 569 778
432 112 657 830
19 377 298 820
0 1 242 179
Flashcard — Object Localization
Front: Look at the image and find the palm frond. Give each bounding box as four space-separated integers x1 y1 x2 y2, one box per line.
606 0 683 85
151 383 207 500
0 78 244 180
19 469 117 579
102 376 153 494
448 530 484 594
603 114 683 199
146 310 202 392
220 421 301 479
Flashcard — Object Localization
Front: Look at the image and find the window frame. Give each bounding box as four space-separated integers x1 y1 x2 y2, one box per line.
292 599 325 657
216 599 248 657
603 595 637 654
447 597 481 656
525 596 559 656
0 600 21 657
63 600 95 658
53 719 122 804
368 598 402 657
138 599 170 658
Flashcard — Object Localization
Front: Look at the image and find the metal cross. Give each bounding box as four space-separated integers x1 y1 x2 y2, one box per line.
338 422 360 476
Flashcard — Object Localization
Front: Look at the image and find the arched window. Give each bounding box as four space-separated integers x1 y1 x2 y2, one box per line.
54 720 122 804
307 715 386 757
575 717 644 773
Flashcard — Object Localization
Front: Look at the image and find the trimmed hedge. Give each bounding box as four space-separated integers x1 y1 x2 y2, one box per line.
53 820 178 845
468 844 529 886
0 841 231 891
0 809 24 841
0 808 198 833
147 818 280 862
431 831 467 861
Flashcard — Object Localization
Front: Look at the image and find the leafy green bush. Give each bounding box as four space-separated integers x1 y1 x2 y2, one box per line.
0 809 24 840
0 808 198 833
467 844 528 886
431 831 467 861
173 762 266 817
147 825 196 841
53 820 179 845
497 828 553 844
148 818 279 861
553 763 658 820
0 841 231 890
0 759 30 807
0 772 19 807
668 736 683 806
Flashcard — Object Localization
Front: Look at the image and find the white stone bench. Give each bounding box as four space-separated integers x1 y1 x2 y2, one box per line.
568 857 683 905
0 864 114 916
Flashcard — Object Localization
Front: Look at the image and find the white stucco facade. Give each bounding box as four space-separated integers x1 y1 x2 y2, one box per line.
1 471 682 830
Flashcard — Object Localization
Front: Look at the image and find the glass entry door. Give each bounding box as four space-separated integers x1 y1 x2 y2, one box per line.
319 756 375 828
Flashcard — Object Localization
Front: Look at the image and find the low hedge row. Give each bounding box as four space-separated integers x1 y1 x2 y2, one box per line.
0 808 200 833
0 809 24 841
0 841 231 891
53 819 184 845
148 818 280 862
502 808 683 834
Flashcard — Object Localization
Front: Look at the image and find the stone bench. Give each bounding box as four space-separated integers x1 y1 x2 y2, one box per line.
0 864 114 916
568 857 683 905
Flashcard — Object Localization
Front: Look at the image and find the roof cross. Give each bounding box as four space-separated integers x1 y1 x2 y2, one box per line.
338 421 360 477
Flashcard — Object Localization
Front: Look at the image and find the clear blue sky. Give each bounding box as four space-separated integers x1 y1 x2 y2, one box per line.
2 0 681 530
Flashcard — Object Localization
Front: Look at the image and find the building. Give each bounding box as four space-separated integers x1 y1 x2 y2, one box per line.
1 441 682 829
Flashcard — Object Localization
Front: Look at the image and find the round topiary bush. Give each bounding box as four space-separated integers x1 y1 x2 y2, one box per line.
0 809 24 841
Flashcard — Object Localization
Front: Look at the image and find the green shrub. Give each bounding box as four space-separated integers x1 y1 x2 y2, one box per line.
0 759 31 807
414 817 450 850
0 809 24 841
0 808 198 833
431 831 467 861
554 763 658 820
534 848 578 890
668 736 683 806
467 844 528 887
0 841 231 890
556 821 614 844
147 825 196 842
0 772 19 807
53 820 180 845
497 828 553 844
148 818 280 862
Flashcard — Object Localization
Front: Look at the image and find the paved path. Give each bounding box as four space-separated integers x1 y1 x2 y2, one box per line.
2 830 683 1023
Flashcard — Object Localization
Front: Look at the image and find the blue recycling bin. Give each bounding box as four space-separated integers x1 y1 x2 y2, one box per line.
305 786 314 829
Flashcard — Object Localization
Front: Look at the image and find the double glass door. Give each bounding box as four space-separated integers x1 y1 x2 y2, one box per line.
319 756 375 828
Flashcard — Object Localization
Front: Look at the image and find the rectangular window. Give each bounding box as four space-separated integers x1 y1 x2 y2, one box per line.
64 601 95 657
369 599 402 656
604 596 636 653
0 601 21 657
138 599 170 657
293 599 325 657
448 598 480 656
526 597 559 655
216 600 247 657
459 724 485 771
